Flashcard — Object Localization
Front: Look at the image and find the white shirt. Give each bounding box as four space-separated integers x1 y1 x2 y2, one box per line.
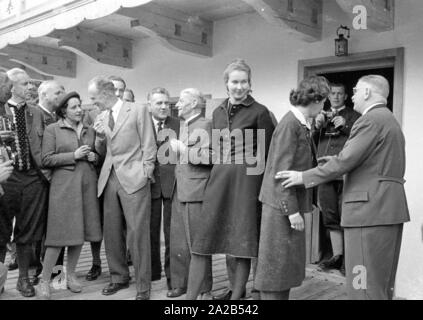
332 105 346 113
290 106 311 130
362 102 385 115
152 116 165 134
111 99 123 122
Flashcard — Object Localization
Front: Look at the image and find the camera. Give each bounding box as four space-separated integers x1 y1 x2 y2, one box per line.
320 109 341 136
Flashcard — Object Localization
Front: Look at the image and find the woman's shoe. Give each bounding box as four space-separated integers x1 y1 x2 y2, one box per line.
37 279 51 300
67 275 82 293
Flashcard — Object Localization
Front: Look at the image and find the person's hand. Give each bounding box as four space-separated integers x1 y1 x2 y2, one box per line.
87 152 98 163
74 145 91 160
288 213 305 231
314 113 326 130
93 119 105 136
332 116 346 129
275 171 303 188
0 160 14 183
170 139 187 154
0 130 14 143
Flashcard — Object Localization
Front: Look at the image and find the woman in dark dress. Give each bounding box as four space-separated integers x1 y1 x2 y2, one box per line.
186 59 275 300
37 92 102 299
254 76 330 300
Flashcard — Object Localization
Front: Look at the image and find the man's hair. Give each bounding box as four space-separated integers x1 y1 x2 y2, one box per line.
330 82 346 92
6 68 28 83
359 75 390 99
147 87 170 101
124 88 135 101
89 76 116 95
108 76 126 89
181 88 205 108
38 80 63 97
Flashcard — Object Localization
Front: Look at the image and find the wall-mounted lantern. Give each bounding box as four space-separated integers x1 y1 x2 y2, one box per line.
335 25 350 56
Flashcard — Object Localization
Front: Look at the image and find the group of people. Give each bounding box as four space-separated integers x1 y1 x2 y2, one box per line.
0 57 408 301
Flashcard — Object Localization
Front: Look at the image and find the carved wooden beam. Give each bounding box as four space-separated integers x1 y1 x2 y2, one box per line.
0 43 76 78
336 0 394 32
117 2 213 57
241 0 322 42
0 56 53 81
49 27 133 68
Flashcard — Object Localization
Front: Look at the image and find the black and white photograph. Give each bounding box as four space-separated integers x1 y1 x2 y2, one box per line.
0 0 421 306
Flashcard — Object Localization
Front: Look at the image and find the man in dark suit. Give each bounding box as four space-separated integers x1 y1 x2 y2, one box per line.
91 76 156 300
279 75 409 300
313 83 360 275
0 68 50 297
147 87 179 288
168 88 213 299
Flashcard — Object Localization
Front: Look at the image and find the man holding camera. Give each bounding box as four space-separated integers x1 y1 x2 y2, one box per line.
313 83 360 275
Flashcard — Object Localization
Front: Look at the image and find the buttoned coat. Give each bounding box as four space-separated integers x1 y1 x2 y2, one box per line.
95 101 157 196
174 115 213 202
303 105 410 227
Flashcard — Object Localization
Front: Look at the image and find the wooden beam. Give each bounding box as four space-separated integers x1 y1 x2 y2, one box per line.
0 56 53 81
336 0 394 32
241 0 322 42
117 2 213 57
49 27 133 69
0 43 76 78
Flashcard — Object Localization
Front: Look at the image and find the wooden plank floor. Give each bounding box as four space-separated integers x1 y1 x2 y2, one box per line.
0 243 347 300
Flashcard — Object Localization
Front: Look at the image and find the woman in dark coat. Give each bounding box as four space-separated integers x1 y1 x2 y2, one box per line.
254 76 330 300
37 92 102 299
186 59 275 300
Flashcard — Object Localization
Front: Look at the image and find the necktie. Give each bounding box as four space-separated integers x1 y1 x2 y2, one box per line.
108 110 115 131
157 121 163 132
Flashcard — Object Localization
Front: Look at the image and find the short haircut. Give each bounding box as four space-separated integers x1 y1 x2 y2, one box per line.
181 88 205 108
6 68 28 83
359 75 390 99
147 87 170 101
330 82 346 92
223 58 251 86
123 89 135 101
289 75 330 107
88 76 116 95
38 80 62 97
108 75 126 89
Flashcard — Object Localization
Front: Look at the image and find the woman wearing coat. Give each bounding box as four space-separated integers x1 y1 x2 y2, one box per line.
37 92 102 299
254 76 330 300
186 59 275 300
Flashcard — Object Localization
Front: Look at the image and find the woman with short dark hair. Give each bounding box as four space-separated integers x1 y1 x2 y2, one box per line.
38 92 102 299
254 75 330 300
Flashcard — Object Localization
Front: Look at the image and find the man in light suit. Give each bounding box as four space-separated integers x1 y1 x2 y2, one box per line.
147 87 180 288
279 75 409 300
168 88 213 299
90 76 157 300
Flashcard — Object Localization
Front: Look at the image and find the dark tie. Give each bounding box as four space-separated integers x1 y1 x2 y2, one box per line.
108 111 115 131
157 120 163 132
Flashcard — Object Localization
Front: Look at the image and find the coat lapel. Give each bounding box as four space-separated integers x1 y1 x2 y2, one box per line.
25 105 33 135
111 101 130 139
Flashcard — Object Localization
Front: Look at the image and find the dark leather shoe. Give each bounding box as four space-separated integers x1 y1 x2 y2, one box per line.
102 282 129 296
319 254 343 271
86 264 102 281
167 287 187 298
340 259 346 276
30 276 40 286
16 277 35 297
7 260 18 271
135 290 150 300
212 288 246 300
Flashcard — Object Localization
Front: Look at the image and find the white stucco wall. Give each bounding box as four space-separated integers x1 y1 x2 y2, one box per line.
54 0 423 299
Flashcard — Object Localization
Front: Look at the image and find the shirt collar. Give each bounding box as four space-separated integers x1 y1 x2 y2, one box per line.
362 103 384 115
332 105 346 112
226 95 255 108
7 99 25 108
111 99 123 115
290 106 311 130
38 103 53 116
184 113 201 126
